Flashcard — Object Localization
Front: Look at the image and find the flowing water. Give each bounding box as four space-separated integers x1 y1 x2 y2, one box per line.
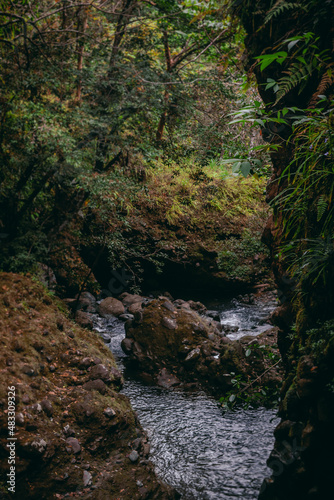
93 292 279 499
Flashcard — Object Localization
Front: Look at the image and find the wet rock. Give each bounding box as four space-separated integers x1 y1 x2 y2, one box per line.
122 298 248 393
128 301 143 314
98 297 125 318
101 333 111 344
206 310 220 321
157 368 180 388
121 338 134 354
129 450 139 462
110 366 123 387
73 291 97 313
223 325 239 334
142 442 150 457
192 323 209 337
66 437 81 454
119 313 135 321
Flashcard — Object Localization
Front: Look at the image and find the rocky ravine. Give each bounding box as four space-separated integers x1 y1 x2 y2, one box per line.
0 273 178 500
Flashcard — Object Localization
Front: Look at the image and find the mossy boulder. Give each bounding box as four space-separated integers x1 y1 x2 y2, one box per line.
122 298 247 394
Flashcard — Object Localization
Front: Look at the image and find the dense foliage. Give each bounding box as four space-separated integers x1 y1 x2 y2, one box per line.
0 0 268 286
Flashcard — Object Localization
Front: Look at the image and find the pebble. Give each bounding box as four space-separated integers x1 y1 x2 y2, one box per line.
15 412 25 426
104 407 116 418
66 437 81 454
101 333 111 343
22 394 30 404
129 450 139 462
83 470 92 487
185 348 201 363
41 399 53 417
22 365 35 376
161 317 178 330
30 438 47 455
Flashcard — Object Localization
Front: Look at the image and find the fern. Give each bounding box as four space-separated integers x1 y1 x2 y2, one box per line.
264 1 305 24
309 66 334 107
275 62 313 103
317 195 328 222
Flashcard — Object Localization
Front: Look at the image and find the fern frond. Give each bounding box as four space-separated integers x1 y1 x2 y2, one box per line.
264 1 304 24
308 66 334 107
275 62 313 103
317 195 328 222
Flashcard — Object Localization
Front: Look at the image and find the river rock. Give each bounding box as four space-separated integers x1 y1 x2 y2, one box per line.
128 301 143 314
74 291 97 313
98 297 125 318
119 313 135 321
122 298 246 394
129 450 139 462
188 300 207 314
206 310 221 321
119 293 143 307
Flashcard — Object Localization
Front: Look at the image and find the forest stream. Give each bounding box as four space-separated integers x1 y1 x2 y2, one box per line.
93 294 279 499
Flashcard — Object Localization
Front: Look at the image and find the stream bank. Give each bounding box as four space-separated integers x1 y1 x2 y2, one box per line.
0 274 177 500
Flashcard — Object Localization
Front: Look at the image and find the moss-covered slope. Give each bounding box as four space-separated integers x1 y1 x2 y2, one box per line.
0 273 178 499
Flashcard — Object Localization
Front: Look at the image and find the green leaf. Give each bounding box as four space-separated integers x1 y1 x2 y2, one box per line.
240 162 251 177
245 348 252 357
229 394 236 403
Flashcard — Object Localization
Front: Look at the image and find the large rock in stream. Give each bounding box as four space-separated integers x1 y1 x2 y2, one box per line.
122 298 250 393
